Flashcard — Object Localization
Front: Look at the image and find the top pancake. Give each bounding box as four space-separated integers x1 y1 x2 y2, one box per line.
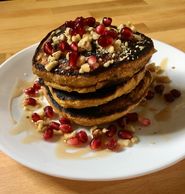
32 17 155 89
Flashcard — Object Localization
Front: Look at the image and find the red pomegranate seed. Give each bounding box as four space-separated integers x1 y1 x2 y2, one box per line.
88 55 97 65
24 87 36 96
154 84 165 95
164 93 175 102
106 124 117 137
117 117 126 128
145 90 155 100
106 138 118 151
59 124 73 133
31 113 41 122
102 17 112 26
104 29 118 39
96 24 106 35
121 27 133 40
76 130 88 143
43 127 53 140
84 17 96 27
98 35 113 47
33 81 41 91
49 121 60 130
75 16 84 26
138 116 151 126
44 106 54 118
65 20 75 28
24 97 37 106
170 89 181 98
69 51 78 67
70 42 78 51
118 130 133 140
125 112 138 123
90 138 102 150
59 41 71 52
67 136 80 146
59 117 71 124
43 42 53 55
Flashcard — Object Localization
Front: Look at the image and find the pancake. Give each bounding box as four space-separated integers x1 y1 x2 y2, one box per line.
49 68 146 108
43 71 152 126
32 17 155 89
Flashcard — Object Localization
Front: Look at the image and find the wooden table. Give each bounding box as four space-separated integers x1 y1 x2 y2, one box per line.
0 0 185 193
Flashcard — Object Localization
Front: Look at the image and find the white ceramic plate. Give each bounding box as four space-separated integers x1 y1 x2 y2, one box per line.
0 40 185 181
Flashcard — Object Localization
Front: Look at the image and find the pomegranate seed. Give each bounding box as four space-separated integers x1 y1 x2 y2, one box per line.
76 26 85 37
33 81 41 91
96 24 106 35
69 51 78 67
102 17 112 26
90 138 102 150
154 84 165 95
75 16 85 27
117 117 126 128
24 97 37 106
98 35 113 47
106 138 118 151
125 112 138 123
43 42 53 55
43 127 53 140
59 41 71 52
170 89 181 98
65 20 75 28
121 27 133 40
118 130 133 139
88 55 97 65
67 136 80 146
49 121 60 130
59 124 73 133
24 87 36 96
145 90 155 100
84 17 96 27
138 116 151 126
106 124 117 137
44 106 54 118
59 117 71 124
104 29 117 39
164 93 175 102
76 130 88 143
70 42 78 51
31 113 41 122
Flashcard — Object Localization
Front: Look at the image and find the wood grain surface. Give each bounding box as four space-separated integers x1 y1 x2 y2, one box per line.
0 0 185 193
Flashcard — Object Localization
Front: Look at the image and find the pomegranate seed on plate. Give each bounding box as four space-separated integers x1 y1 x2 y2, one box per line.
138 116 151 126
118 130 133 139
98 35 113 47
84 17 96 27
145 90 155 100
67 136 80 146
24 97 37 106
59 124 73 133
43 42 53 55
33 81 41 91
59 41 71 52
96 24 106 35
24 87 36 96
70 42 78 51
43 127 53 140
106 138 118 151
44 106 54 118
104 29 118 39
59 117 71 124
164 93 175 102
154 84 165 95
76 130 88 143
117 117 126 128
125 112 138 123
31 113 41 122
121 27 133 40
69 51 78 67
106 124 117 137
170 89 181 98
49 121 60 130
75 16 85 26
88 55 97 65
65 20 75 28
102 17 112 26
90 138 102 150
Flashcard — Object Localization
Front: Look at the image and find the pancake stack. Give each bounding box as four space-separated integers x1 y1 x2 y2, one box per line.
32 17 155 126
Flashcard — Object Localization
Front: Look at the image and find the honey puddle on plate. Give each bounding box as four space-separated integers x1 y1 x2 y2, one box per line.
154 105 172 122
